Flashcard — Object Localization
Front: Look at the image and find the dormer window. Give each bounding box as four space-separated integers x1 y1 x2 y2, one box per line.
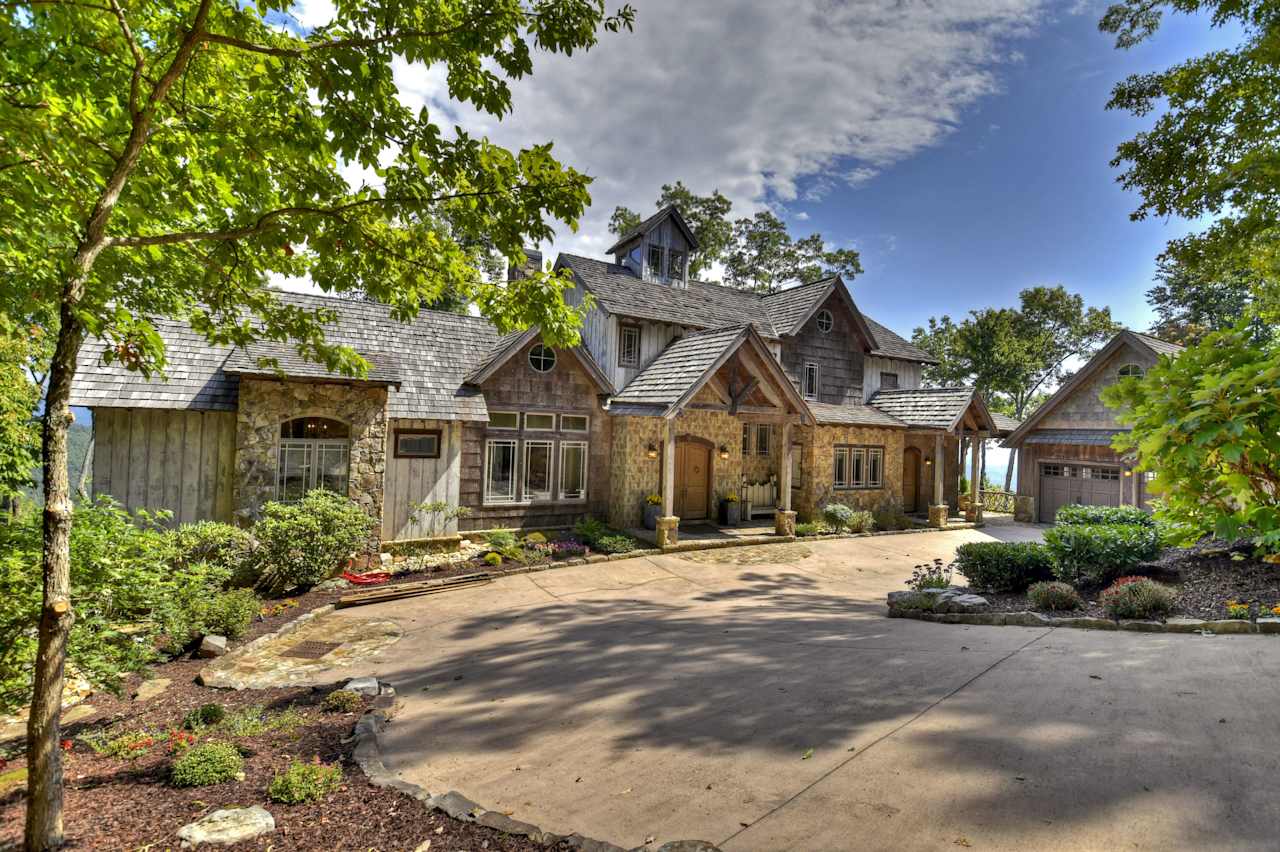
647 243 664 279
1118 364 1144 379
669 249 686 282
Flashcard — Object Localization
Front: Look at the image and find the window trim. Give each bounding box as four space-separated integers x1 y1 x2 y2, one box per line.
522 439 554 502
742 423 752 455
669 249 686 281
558 440 589 502
392 428 441 459
879 371 899 390
528 343 557 373
1118 363 1145 379
803 362 819 401
755 423 771 456
816 309 833 333
833 443 885 490
560 414 590 433
647 242 664 279
483 439 519 504
488 411 519 430
522 411 556 431
619 323 642 367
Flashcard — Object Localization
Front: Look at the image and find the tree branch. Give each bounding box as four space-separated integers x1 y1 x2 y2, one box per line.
107 0 144 116
0 0 113 10
198 12 492 58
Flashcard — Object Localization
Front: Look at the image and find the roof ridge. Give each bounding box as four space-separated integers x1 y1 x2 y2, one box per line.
272 288 495 327
760 277 836 300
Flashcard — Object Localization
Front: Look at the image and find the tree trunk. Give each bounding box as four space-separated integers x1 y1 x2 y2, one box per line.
25 304 84 851
1004 448 1016 493
980 440 987 493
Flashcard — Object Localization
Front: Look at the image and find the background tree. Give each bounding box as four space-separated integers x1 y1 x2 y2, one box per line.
910 316 971 388
0 318 42 507
1146 252 1267 345
611 187 860 290
0 0 633 847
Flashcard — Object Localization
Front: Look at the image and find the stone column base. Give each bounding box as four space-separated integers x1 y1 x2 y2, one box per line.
928 504 949 529
1014 495 1035 523
965 504 984 524
775 510 797 537
656 516 680 549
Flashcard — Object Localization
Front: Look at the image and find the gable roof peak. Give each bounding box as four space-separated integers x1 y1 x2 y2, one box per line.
604 204 700 255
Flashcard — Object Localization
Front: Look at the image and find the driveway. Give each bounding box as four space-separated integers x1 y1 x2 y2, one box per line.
311 526 1280 850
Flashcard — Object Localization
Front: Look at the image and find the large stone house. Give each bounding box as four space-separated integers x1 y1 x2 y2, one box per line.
70 205 1013 545
1002 329 1182 523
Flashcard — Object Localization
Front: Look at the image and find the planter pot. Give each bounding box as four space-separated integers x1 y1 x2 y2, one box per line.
719 501 741 526
643 503 662 530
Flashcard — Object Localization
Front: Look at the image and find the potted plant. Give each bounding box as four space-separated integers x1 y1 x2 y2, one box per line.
719 492 741 526
642 494 663 530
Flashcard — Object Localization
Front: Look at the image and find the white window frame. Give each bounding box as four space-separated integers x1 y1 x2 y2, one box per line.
834 446 851 489
560 414 590 433
522 439 554 501
559 441 589 501
866 447 883 488
803 362 819 401
1118 363 1145 379
483 439 518 504
488 411 519 429
523 412 556 431
619 324 641 367
755 423 771 456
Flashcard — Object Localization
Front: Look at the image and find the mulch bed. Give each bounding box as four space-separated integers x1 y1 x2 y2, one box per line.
981 541 1280 621
0 576 575 851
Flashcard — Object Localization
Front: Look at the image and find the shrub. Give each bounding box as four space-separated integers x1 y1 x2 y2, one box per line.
183 703 226 731
821 503 856 532
907 559 952 591
483 552 503 567
170 742 243 787
253 490 374 593
321 689 365 713
1027 581 1084 612
523 531 547 545
1225 600 1251 620
550 539 588 558
1099 576 1176 620
200 589 259 639
1055 504 1155 528
268 758 343 804
596 534 636 554
954 542 1054 592
174 522 259 587
794 522 827 537
485 529 517 549
872 499 910 531
848 510 875 533
572 517 609 547
1044 523 1161 587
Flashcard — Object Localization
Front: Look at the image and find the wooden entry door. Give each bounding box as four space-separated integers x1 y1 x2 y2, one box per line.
675 440 711 521
902 447 920 513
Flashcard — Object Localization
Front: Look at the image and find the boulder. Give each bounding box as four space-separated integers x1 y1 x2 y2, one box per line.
132 677 171 702
196 635 228 658
344 676 395 697
177 806 275 846
932 592 990 614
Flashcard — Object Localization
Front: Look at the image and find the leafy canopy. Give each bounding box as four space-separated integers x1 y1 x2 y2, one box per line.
1146 254 1269 345
0 0 635 378
0 318 42 499
610 185 861 292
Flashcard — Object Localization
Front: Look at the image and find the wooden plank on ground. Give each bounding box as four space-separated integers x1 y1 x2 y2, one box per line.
335 573 492 609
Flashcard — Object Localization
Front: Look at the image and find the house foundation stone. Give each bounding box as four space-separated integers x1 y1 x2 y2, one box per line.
1014 495 1035 523
774 510 796 537
928 504 949 529
656 516 680 548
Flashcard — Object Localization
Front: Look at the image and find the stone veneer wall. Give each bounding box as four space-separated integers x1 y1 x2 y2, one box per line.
794 424 906 521
234 378 388 535
903 432 960 511
607 407 745 529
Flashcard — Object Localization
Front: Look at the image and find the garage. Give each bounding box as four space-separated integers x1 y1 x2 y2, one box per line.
1038 462 1121 523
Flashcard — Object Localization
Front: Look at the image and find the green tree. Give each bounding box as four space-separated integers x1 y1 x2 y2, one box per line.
609 181 734 278
0 0 633 846
1146 253 1269 346
1104 324 1280 554
1100 0 1280 308
911 315 971 388
0 318 42 503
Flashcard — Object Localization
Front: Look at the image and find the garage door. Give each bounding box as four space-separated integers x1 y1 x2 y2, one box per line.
1039 463 1122 523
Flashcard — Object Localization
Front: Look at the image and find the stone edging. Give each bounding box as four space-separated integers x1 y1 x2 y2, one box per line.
349 692 720 852
196 605 335 688
889 607 1280 635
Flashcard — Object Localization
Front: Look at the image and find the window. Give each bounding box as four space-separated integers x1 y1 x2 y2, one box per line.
803 363 819 401
1043 464 1062 477
560 414 589 432
278 417 350 501
669 249 686 281
489 411 519 429
484 440 518 503
834 447 851 489
619 324 641 367
866 447 883 487
647 243 664 278
756 423 771 456
528 344 556 373
524 412 555 430
1118 363 1145 379
851 447 865 487
560 441 588 500
1091 466 1120 481
833 444 884 489
394 429 440 459
742 423 752 455
879 372 899 390
816 309 833 333
523 440 553 501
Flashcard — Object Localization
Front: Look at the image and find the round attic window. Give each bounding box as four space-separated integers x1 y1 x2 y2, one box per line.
816 309 834 333
529 343 557 373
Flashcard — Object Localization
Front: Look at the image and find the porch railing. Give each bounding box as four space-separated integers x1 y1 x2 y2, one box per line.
979 489 1017 513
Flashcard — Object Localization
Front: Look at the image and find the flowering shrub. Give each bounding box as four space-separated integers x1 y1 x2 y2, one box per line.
1100 576 1176 620
1226 601 1251 620
907 559 952 591
1027 581 1084 612
550 539 589 558
821 503 855 531
168 730 198 754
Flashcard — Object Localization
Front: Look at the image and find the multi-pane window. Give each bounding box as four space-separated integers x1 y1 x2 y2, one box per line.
394 429 440 458
879 372 899 390
833 444 885 489
560 442 588 500
756 423 771 456
816 309 833 333
485 440 518 503
1118 364 1145 379
669 249 686 281
619 324 641 367
523 440 553 500
278 417 350 501
803 363 819 401
528 344 556 373
742 423 752 455
647 243 664 278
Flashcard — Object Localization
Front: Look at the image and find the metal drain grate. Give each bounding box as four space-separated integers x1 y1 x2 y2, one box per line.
281 640 341 660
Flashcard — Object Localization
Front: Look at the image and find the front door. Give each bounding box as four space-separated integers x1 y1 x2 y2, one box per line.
902 448 920 513
675 440 711 521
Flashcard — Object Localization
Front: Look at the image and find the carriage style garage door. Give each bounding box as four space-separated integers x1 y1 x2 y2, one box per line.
1039 463 1121 523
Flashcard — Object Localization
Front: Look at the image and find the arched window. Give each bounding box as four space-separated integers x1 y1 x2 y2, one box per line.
528 344 556 373
816 309 833 333
278 417 350 501
1118 364 1145 379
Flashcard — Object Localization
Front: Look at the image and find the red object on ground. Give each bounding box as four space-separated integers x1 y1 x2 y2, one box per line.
342 570 391 585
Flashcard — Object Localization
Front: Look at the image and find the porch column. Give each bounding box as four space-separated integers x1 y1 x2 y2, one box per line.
929 432 947 529
776 419 796 537
966 430 983 523
657 418 679 548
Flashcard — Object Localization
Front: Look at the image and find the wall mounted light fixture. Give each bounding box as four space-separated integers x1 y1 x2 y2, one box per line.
718 445 730 460
646 443 658 459
1123 469 1133 477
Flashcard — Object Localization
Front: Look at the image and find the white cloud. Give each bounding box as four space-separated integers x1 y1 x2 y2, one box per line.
793 211 810 221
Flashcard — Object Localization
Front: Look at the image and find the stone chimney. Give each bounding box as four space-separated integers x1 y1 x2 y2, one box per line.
507 248 543 281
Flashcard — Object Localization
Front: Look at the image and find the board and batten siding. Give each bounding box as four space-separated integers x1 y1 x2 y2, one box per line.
92 407 236 525
382 419 462 541
862 357 923 402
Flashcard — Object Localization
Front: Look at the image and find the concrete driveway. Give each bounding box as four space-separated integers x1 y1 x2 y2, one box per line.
315 526 1280 851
